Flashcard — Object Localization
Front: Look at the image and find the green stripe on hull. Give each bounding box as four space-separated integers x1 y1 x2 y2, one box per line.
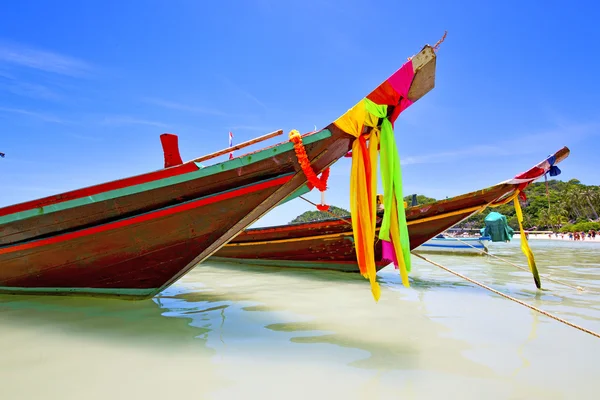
0 130 332 225
0 173 295 252
209 256 360 273
0 286 156 298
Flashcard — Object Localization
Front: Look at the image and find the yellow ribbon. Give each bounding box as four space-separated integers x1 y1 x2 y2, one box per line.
513 191 541 289
349 131 381 300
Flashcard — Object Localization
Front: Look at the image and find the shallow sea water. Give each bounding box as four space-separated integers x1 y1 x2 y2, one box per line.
1 239 599 399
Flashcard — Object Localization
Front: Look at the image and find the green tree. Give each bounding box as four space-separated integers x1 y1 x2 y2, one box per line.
289 206 350 224
455 178 600 229
403 194 437 206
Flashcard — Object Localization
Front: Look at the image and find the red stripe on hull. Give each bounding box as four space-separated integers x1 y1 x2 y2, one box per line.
214 210 476 272
0 175 292 256
1 131 339 246
212 185 515 272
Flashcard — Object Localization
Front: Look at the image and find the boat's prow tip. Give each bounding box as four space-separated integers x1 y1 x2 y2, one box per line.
408 46 437 102
553 146 571 163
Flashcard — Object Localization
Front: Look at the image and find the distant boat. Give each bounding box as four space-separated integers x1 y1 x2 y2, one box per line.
211 146 570 272
416 234 491 254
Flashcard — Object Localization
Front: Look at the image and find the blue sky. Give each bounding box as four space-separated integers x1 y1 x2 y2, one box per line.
0 0 598 227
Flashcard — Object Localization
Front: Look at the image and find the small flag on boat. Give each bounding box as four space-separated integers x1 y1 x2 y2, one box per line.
228 131 234 159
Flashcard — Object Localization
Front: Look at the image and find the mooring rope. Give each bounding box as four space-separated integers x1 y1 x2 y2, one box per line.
433 31 447 51
300 194 599 337
412 252 600 340
451 236 590 293
298 195 353 226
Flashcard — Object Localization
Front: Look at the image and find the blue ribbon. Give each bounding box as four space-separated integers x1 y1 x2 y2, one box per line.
546 155 561 176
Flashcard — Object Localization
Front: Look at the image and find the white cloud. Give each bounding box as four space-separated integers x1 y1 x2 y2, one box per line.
4 81 61 100
400 121 598 167
101 115 170 128
142 97 227 116
0 41 92 77
102 115 170 128
0 106 65 123
218 75 268 110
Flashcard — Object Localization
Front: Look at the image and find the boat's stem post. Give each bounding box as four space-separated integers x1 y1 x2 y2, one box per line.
160 133 184 168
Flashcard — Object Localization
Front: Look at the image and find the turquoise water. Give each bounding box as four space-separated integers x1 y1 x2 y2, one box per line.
1 239 599 399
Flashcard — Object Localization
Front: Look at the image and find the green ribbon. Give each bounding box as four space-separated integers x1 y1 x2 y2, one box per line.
364 98 411 273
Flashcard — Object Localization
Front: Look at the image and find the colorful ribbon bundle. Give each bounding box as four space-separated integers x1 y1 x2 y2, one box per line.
333 61 416 301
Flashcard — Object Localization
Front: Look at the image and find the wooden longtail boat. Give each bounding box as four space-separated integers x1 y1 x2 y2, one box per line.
0 44 439 298
211 147 570 272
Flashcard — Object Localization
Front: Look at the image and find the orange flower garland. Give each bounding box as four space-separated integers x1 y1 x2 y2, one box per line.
289 129 330 211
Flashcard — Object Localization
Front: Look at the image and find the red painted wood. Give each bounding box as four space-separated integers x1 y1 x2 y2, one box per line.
213 209 476 272
212 184 515 271
232 185 512 244
0 175 292 256
1 128 345 246
0 176 290 293
160 133 184 168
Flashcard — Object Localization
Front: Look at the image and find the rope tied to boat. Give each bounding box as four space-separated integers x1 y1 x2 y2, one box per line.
413 252 600 340
288 129 330 211
433 31 447 52
451 235 589 293
299 196 353 225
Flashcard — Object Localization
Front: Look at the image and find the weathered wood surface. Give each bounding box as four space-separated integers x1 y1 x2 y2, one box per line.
408 45 437 101
0 174 291 297
211 184 512 271
0 130 335 245
211 146 572 273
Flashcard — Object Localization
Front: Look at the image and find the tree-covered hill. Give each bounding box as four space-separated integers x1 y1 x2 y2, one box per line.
453 178 600 232
288 180 600 232
289 205 350 224
288 194 435 225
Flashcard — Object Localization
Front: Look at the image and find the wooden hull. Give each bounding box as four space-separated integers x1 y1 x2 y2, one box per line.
0 130 350 298
0 130 343 246
0 45 440 298
0 175 294 297
211 147 571 273
211 185 509 272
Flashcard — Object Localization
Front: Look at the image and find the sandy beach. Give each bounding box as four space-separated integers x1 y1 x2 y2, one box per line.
514 233 600 243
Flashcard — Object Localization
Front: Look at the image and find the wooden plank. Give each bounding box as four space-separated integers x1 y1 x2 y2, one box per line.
408 45 437 102
187 129 284 163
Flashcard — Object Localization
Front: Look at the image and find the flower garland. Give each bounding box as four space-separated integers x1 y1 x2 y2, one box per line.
289 129 330 211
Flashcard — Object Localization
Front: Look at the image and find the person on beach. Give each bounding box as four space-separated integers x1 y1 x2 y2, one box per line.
376 194 384 212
